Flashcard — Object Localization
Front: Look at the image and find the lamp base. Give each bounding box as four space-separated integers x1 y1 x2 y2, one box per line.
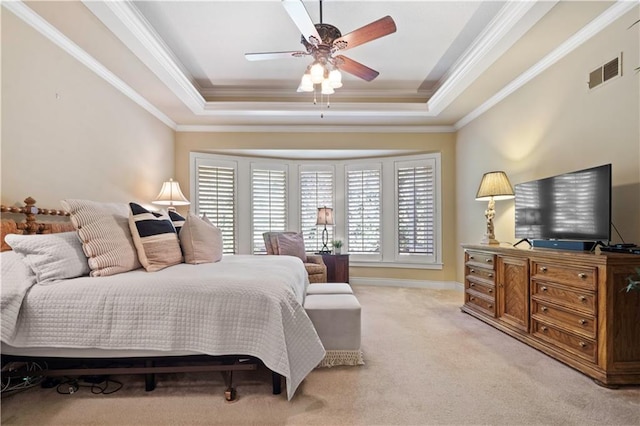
480 235 500 245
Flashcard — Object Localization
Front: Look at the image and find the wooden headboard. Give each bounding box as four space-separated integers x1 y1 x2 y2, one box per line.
1 197 75 251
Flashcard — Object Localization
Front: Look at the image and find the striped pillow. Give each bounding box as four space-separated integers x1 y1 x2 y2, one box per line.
168 210 186 234
128 203 183 272
61 199 141 277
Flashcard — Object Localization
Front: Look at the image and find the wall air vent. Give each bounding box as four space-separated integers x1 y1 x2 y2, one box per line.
588 54 622 89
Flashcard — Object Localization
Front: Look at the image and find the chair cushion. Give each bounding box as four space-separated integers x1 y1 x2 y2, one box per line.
276 232 307 262
304 262 325 275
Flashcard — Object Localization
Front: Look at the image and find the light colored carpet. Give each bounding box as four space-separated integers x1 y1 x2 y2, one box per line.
2 285 639 425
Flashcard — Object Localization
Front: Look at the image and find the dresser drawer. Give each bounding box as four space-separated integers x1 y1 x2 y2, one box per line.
531 281 596 314
466 265 496 284
465 250 496 269
466 279 495 298
531 300 596 339
465 291 495 316
532 319 597 363
531 261 596 290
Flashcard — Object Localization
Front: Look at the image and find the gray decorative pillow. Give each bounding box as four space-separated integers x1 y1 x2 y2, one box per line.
276 232 307 263
128 203 183 272
61 199 141 277
179 212 223 264
5 232 90 283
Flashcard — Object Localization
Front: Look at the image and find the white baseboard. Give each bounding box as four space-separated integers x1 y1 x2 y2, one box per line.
350 277 463 291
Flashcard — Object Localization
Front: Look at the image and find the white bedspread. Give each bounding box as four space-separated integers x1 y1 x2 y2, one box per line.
1 254 325 400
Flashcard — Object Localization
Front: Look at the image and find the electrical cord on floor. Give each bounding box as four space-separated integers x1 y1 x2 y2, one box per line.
1 361 46 395
55 376 123 395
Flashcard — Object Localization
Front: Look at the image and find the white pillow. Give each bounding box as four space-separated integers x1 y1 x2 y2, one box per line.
61 199 141 277
179 213 223 264
5 232 90 283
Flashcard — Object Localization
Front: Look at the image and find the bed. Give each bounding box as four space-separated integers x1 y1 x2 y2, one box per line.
1 198 325 400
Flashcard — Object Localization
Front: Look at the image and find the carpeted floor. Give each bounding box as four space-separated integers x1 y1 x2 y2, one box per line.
2 285 639 425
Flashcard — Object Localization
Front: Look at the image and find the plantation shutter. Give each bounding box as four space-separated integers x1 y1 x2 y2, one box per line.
397 164 435 255
346 167 381 255
196 163 236 254
252 166 287 254
300 169 334 252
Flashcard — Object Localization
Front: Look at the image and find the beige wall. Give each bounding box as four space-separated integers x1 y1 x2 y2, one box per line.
175 131 458 281
455 8 640 282
1 10 174 209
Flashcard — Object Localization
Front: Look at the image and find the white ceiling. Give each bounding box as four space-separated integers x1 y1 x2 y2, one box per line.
7 1 633 130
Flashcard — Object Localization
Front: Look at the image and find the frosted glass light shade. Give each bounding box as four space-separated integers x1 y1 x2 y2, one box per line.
310 63 325 84
298 73 314 92
152 179 190 207
329 69 342 88
321 79 335 95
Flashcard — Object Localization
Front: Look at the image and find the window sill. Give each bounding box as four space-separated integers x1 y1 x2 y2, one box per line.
350 261 443 270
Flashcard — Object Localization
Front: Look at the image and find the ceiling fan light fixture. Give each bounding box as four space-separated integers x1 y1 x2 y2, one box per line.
299 73 314 92
321 78 335 95
310 62 325 84
329 69 342 88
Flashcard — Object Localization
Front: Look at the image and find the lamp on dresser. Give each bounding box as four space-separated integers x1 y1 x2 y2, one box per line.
475 171 514 245
152 178 190 212
316 206 334 254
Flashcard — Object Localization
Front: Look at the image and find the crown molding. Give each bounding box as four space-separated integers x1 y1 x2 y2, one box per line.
82 0 205 113
454 0 638 130
427 0 558 116
2 1 177 130
176 125 456 133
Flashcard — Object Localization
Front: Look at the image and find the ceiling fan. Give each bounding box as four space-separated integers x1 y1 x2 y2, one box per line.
245 0 396 93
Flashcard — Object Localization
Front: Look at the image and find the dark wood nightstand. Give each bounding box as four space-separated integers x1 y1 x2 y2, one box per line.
320 254 350 283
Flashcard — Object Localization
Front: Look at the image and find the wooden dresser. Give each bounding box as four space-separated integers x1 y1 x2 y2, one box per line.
462 244 640 387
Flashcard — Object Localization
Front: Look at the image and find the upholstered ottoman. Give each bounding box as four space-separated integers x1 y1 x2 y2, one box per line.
306 283 353 295
304 293 364 367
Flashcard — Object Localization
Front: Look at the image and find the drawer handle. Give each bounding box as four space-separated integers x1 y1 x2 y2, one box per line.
486 258 493 264
579 319 587 325
488 304 493 309
470 283 475 287
541 326 548 332
469 255 475 260
470 297 475 301
541 306 548 312
579 342 587 348
488 273 494 278
541 286 548 292
540 266 547 272
579 295 587 302
470 269 475 273
578 273 587 279
488 289 493 293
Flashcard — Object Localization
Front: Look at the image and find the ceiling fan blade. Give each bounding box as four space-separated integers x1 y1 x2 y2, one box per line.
334 55 379 82
245 51 308 61
332 16 397 53
282 0 322 46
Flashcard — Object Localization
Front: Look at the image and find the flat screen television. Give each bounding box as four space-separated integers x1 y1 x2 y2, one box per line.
514 164 611 244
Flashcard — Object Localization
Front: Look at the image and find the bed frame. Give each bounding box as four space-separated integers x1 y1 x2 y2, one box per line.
1 197 283 401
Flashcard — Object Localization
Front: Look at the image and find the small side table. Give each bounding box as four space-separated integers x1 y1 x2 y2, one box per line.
321 254 350 283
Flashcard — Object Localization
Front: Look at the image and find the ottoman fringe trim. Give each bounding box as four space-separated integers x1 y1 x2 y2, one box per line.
317 350 364 368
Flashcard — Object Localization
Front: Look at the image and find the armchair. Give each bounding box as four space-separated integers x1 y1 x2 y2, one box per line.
263 232 327 283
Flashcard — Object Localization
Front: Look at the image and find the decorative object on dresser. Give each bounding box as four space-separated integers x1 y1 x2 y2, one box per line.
461 244 640 387
331 239 343 254
152 178 190 211
475 171 515 245
321 253 349 283
316 206 334 253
